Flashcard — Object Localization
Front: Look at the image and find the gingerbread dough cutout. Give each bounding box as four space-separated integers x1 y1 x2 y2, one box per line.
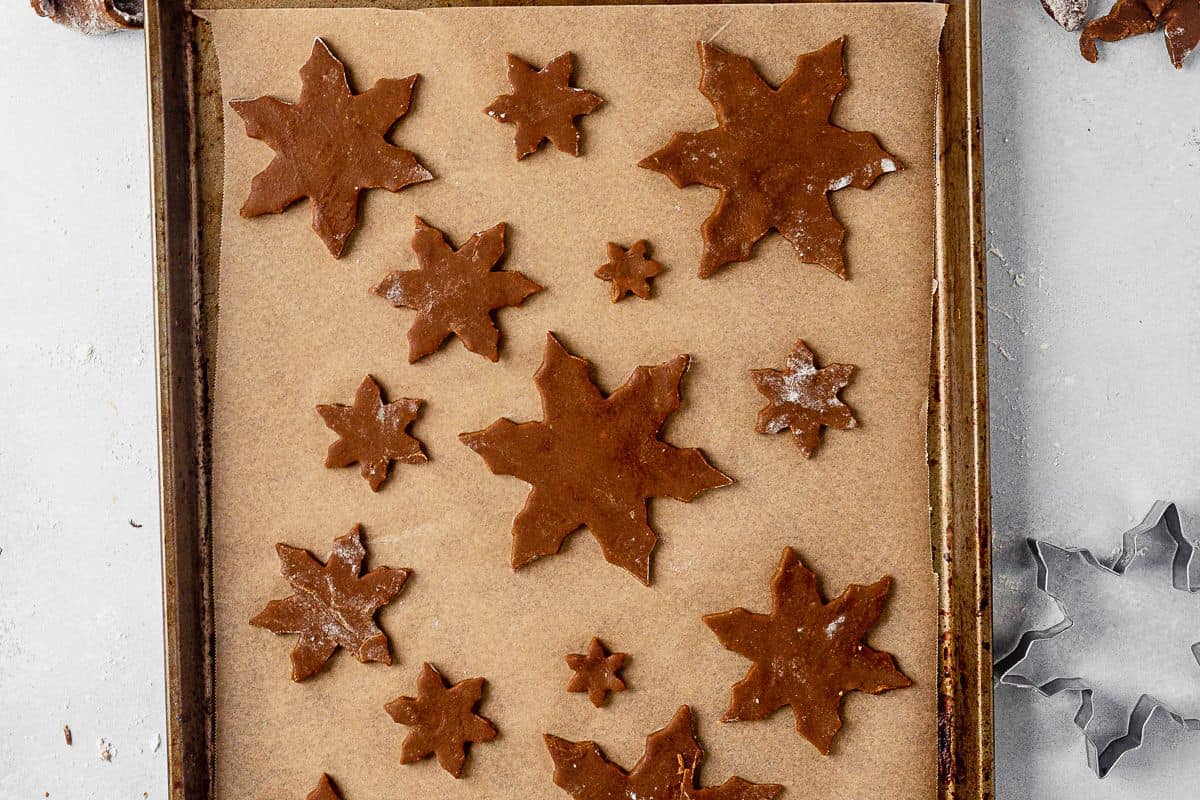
384 662 498 778
372 217 542 363
750 340 857 458
566 638 628 707
317 375 427 491
485 52 604 159
640 39 899 279
594 240 665 302
545 705 782 800
231 38 432 257
460 333 731 584
250 526 411 682
703 547 911 754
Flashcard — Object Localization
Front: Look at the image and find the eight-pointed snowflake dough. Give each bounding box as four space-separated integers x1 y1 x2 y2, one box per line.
545 705 782 800
316 375 427 491
565 637 628 707
484 52 604 159
594 240 665 302
250 526 411 682
384 662 499 778
230 38 432 257
371 217 543 363
704 547 911 754
459 332 732 585
639 38 900 279
750 339 857 458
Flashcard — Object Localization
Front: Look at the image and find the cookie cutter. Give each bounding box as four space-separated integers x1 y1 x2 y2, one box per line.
994 500 1200 777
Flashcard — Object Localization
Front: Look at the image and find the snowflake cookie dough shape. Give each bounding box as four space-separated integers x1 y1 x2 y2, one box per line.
460 333 731 585
231 38 432 257
750 340 857 458
371 217 543 363
640 38 900 279
384 663 499 778
545 705 782 800
316 375 427 491
484 52 604 159
704 547 911 754
250 526 411 682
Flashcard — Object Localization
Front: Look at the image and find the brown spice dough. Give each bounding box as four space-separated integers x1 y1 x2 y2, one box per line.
594 240 665 302
231 38 432 257
317 375 427 491
249 526 410 681
565 637 628 707
384 663 499 778
459 332 731 585
750 340 857 458
640 39 900 279
484 52 604 159
372 217 543 363
1081 0 1200 68
545 705 782 800
703 548 911 754
306 774 343 800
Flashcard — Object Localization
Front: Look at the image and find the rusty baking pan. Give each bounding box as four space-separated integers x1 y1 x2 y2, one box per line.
146 1 990 797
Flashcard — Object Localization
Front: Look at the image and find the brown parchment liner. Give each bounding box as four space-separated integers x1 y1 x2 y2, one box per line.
201 4 946 798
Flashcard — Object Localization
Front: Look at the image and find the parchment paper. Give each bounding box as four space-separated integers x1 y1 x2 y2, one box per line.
201 4 946 798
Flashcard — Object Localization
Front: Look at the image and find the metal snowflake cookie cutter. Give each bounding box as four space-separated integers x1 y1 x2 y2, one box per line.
994 501 1200 777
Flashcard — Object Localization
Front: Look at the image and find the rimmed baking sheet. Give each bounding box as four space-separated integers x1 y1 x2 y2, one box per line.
146 1 991 797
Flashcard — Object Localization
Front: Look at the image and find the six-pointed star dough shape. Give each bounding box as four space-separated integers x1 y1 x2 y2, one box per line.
384 662 499 778
316 375 427 491
594 240 665 302
230 38 432 257
704 547 911 754
484 52 604 159
250 526 411 682
372 217 543 363
565 637 628 707
459 332 732 584
750 339 857 458
639 38 900 279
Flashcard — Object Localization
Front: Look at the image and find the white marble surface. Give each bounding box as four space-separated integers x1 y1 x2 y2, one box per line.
3 1 1200 797
0 7 166 798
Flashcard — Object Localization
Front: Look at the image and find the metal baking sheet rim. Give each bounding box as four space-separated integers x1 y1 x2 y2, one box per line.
145 1 992 797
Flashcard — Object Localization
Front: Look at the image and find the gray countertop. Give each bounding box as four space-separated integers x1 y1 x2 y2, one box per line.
2 1 1199 797
985 3 1200 797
